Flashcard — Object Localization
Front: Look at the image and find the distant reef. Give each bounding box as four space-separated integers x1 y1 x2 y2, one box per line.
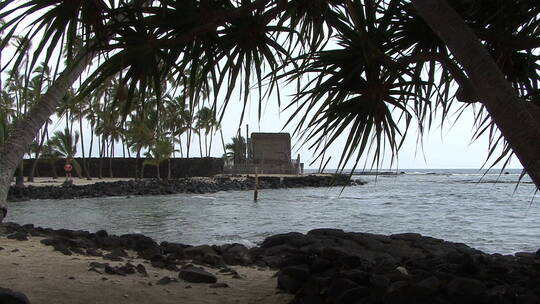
7 174 362 202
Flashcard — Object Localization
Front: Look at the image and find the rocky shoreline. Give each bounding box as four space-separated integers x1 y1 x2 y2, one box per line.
2 223 539 304
7 174 359 202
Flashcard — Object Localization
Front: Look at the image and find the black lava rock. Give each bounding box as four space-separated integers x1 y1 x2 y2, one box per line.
277 264 310 293
0 287 31 304
7 232 28 241
179 266 217 283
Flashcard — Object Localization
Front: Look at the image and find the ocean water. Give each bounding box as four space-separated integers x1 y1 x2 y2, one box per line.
6 169 540 254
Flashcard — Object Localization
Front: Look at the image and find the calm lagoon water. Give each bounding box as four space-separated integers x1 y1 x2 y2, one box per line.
7 169 540 254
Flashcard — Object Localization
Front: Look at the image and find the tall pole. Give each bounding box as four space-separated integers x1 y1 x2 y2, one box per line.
246 124 249 164
254 166 258 201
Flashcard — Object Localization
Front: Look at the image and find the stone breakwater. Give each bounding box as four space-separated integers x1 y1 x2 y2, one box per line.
7 174 358 202
2 223 540 304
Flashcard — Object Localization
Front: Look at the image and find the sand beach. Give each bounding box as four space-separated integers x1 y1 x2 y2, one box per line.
0 235 291 304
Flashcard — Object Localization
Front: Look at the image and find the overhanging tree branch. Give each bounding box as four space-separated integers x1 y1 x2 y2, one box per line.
156 0 276 48
391 52 479 103
413 0 540 189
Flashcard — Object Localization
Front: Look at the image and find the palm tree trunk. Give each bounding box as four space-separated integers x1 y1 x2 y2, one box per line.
187 125 192 158
208 128 214 157
15 161 25 188
220 129 226 156
413 0 540 189
65 113 69 134
205 132 209 157
198 131 203 157
78 110 89 179
126 138 131 158
179 136 184 158
21 53 30 116
187 133 191 158
0 46 2 94
50 161 58 179
135 148 141 180
28 122 49 182
0 45 96 222
69 114 75 136
99 136 105 179
87 128 94 179
167 158 171 180
109 142 114 178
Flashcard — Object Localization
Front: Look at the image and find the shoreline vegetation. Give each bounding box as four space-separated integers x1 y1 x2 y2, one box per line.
7 174 359 202
1 222 539 304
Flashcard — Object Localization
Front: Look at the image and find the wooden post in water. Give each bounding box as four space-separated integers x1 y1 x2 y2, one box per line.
254 167 259 201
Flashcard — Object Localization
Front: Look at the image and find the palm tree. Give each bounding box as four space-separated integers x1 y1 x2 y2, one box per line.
48 129 82 178
164 95 192 158
143 138 174 181
412 0 540 182
97 110 124 178
27 63 53 182
71 95 91 179
0 91 15 142
0 93 13 146
56 90 79 138
83 79 113 178
125 115 156 179
0 18 5 94
225 136 247 166
40 143 62 179
93 78 121 179
5 69 27 188
195 106 219 157
0 89 14 186
0 0 128 217
9 36 32 117
27 140 42 179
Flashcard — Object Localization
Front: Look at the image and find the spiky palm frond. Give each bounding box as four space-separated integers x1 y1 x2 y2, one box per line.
78 0 292 124
447 0 540 169
124 116 155 153
143 138 174 167
283 0 441 171
225 136 246 164
195 106 217 135
0 0 110 74
48 128 82 175
278 0 342 50
40 143 62 163
48 128 79 158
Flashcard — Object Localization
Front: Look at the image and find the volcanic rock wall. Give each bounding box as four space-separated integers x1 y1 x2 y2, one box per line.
20 157 224 178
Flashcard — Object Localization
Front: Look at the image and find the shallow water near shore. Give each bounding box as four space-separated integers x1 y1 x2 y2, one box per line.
7 169 540 254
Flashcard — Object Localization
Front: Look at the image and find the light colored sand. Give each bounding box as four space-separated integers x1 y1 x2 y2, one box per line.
0 237 292 304
11 177 136 187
